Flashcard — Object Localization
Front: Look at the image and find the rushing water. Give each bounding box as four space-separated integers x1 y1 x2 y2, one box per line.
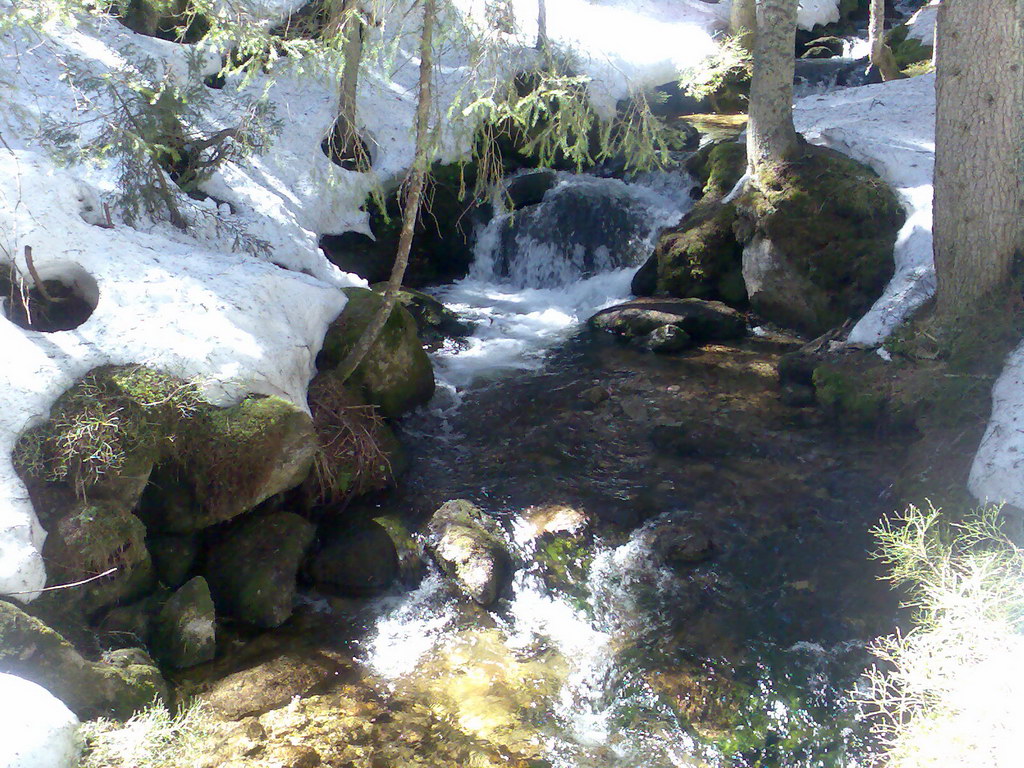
322 163 904 767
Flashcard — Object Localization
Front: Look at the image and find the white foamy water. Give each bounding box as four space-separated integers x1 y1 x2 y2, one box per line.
427 169 695 403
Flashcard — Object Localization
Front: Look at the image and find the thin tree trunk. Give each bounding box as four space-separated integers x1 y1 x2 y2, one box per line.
536 0 548 52
333 0 436 385
933 0 1024 324
329 0 366 167
747 0 799 174
869 0 903 81
730 0 757 51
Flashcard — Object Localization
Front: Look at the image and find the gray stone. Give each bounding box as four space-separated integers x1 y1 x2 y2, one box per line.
425 500 511 606
589 297 746 345
642 324 693 353
151 576 216 668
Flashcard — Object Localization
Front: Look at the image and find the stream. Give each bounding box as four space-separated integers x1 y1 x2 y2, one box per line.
336 167 904 767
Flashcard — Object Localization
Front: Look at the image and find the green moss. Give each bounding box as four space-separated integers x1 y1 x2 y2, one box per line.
655 200 745 304
887 24 934 70
813 365 885 428
320 288 435 417
12 366 200 498
744 144 904 334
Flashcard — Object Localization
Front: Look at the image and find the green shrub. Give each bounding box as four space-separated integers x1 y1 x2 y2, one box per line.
860 503 1024 768
79 699 216 768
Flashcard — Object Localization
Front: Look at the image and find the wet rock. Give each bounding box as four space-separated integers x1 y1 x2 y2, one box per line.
0 672 81 768
780 383 817 408
649 424 695 457
0 599 167 718
580 385 610 406
370 283 472 351
505 169 558 209
43 500 155 615
520 504 591 543
425 500 511 606
265 744 321 768
641 324 693 353
318 288 435 417
650 520 716 566
205 512 314 628
589 297 746 345
150 576 216 668
305 519 398 596
147 532 200 589
777 350 818 388
204 654 342 720
618 395 649 422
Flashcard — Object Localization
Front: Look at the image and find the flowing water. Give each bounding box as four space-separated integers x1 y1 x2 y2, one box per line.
189 165 907 767
337 168 905 767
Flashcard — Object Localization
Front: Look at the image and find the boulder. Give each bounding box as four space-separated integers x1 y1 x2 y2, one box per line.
737 144 904 336
204 512 314 628
589 298 746 345
0 673 81 768
203 654 343 720
0 600 166 719
505 169 558 209
150 576 216 669
425 500 511 607
649 520 715 566
305 519 398 596
42 501 154 615
147 532 200 589
318 288 435 418
370 284 472 351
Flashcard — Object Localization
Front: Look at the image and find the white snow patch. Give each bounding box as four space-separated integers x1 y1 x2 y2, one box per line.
906 2 939 45
969 349 1024 509
796 0 840 31
0 673 81 768
794 74 936 346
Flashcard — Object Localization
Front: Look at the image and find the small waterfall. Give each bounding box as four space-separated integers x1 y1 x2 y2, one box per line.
428 169 695 398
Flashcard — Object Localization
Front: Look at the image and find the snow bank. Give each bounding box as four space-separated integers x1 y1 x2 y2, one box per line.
0 674 81 768
794 74 936 346
0 13 359 601
970 352 1024 509
796 0 840 30
906 2 939 44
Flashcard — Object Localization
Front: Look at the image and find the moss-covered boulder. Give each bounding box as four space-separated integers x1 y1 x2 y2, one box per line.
812 364 886 428
0 599 167 719
150 576 216 668
175 395 317 531
147 532 200 588
634 142 747 303
319 288 435 418
738 144 904 336
204 512 314 628
425 500 511 607
370 283 472 351
887 22 934 72
43 501 154 615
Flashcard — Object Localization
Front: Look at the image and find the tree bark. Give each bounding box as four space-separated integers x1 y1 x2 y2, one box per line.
747 0 799 174
869 0 903 81
328 0 366 167
730 0 757 51
536 0 548 51
333 0 436 385
933 0 1024 324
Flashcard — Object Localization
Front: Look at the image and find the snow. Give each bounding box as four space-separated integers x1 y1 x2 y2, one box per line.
969 351 1024 509
796 0 840 31
0 673 81 768
794 74 937 346
906 2 939 45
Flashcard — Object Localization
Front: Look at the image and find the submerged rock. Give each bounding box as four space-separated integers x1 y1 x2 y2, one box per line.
0 600 166 719
642 324 693 353
204 512 314 628
589 297 747 345
150 576 216 669
425 500 511 607
204 653 346 720
318 288 435 417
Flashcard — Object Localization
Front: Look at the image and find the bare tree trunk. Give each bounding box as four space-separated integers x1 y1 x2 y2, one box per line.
730 0 757 51
328 0 366 167
869 0 903 81
747 0 799 174
933 0 1024 324
536 0 548 51
333 0 436 385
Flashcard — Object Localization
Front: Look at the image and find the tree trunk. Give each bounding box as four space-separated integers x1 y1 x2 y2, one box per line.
869 0 903 81
747 0 799 174
536 0 548 51
933 0 1024 324
730 0 757 51
333 0 436 385
328 0 366 168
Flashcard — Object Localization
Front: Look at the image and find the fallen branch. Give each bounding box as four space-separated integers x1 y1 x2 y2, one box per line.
0 567 118 597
